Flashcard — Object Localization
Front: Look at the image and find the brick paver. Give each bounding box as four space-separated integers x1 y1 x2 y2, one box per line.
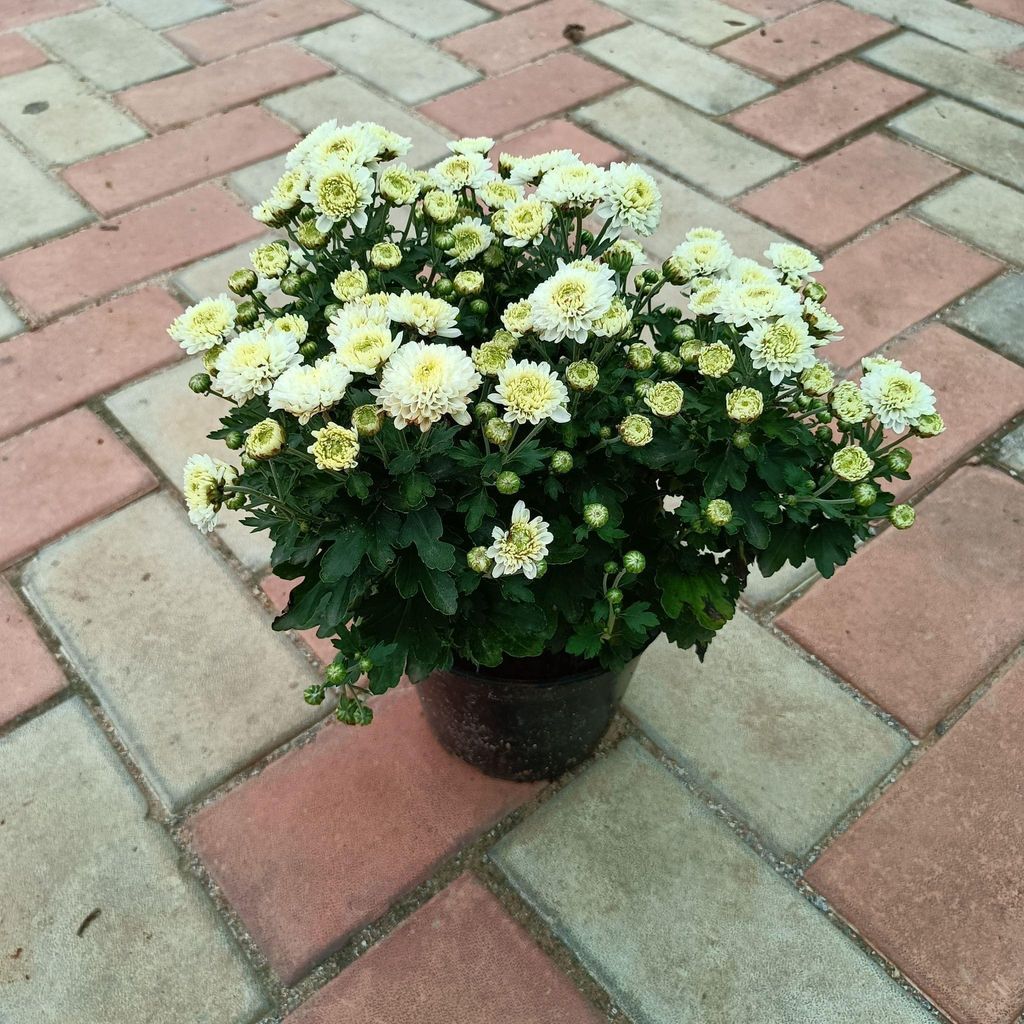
0 579 65 725
0 32 47 76
0 0 95 32
918 174 1024 264
352 0 490 38
496 118 625 164
847 0 1024 53
946 272 1024 364
260 574 337 665
599 0 759 45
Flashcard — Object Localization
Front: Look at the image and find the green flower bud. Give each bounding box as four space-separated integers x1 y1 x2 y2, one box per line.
566 359 599 393
815 425 833 441
831 445 875 482
469 299 489 316
732 429 752 449
433 277 456 298
705 498 733 527
815 409 831 424
914 412 945 438
796 393 813 410
296 220 328 249
454 270 485 296
725 386 763 424
605 247 635 275
804 280 827 303
189 372 212 394
662 256 689 286
697 341 735 378
550 450 574 474
495 471 521 495
626 344 654 371
323 302 343 322
655 351 683 376
303 684 326 706
579 229 595 245
224 493 245 511
623 550 646 574
534 559 549 578
240 453 260 471
604 560 619 574
634 378 653 398
800 362 836 397
598 425 614 440
434 231 455 251
679 339 702 364
888 447 913 474
370 241 402 269
358 656 374 674
606 587 623 606
474 400 498 422
640 268 663 288
325 662 347 686
672 323 697 345
889 504 916 530
482 244 504 268
583 503 609 529
224 429 244 450
852 481 877 508
664 306 682 320
300 340 319 360
467 546 493 573
280 272 303 296
484 417 513 446
245 418 286 459
351 404 383 438
228 268 258 296
297 205 317 222
618 413 654 447
235 299 259 327
201 345 223 374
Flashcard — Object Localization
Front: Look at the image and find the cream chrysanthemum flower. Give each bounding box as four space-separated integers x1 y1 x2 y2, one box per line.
372 341 481 431
250 241 290 282
667 234 734 279
215 328 301 402
501 299 534 338
360 121 412 161
743 315 817 385
859 362 936 433
499 197 554 248
269 354 352 423
388 291 461 339
422 189 459 223
378 162 422 205
445 216 494 264
430 152 496 191
485 500 553 579
831 445 874 482
326 296 392 349
831 381 871 424
288 120 377 170
697 341 736 378
715 279 802 327
508 149 580 187
479 179 523 210
471 337 515 375
168 294 236 354
727 257 780 286
182 454 236 533
800 361 835 396
267 313 308 345
332 267 369 302
269 167 308 211
802 298 843 342
725 386 764 423
590 296 632 338
307 423 360 471
765 242 823 280
688 278 726 318
447 136 495 155
597 162 662 236
489 359 570 425
301 160 374 233
245 419 286 460
644 380 684 418
528 259 617 343
535 162 608 207
333 324 401 374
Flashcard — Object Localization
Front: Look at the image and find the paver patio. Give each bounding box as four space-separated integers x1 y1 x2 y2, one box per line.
0 2 1021 1022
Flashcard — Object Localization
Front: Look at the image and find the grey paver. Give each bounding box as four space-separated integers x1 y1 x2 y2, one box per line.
917 175 1024 264
348 0 489 39
0 699 265 1023
742 559 819 608
28 6 191 90
0 63 145 166
492 740 935 1024
0 294 24 338
0 134 91 254
23 494 321 810
865 32 1024 127
264 73 451 168
109 0 228 28
105 358 275 571
599 0 759 46
994 425 1024 474
576 86 792 199
583 22 773 116
624 615 909 855
890 97 1024 191
946 273 1024 364
303 14 478 105
228 156 285 208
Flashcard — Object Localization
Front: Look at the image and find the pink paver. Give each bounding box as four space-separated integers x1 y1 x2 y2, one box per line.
0 185 263 322
418 52 626 139
495 118 625 164
440 0 629 76
260 575 336 666
187 686 540 984
777 466 1024 737
117 43 333 132
727 62 925 159
0 0 93 31
286 874 604 1024
737 134 957 252
0 33 47 76
818 219 1002 368
969 0 1024 24
0 579 65 726
0 287 183 441
165 0 356 64
0 408 156 568
63 106 299 217
808 655 1024 1024
715 2 894 81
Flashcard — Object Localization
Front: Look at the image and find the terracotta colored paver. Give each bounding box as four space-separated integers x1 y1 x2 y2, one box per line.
819 218 1002 368
188 686 540 983
117 43 333 132
777 466 1024 736
440 0 629 75
970 0 1024 25
63 106 299 217
0 408 156 568
0 287 183 441
716 2 894 81
0 579 65 725
0 0 93 31
738 134 957 251
727 61 925 158
807 655 1024 1024
286 875 604 1024
0 32 47 76
0 184 262 322
260 574 337 665
165 0 356 63
418 52 627 138
495 117 625 164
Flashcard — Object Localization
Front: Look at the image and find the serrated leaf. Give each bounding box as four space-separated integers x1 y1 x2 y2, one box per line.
399 508 456 571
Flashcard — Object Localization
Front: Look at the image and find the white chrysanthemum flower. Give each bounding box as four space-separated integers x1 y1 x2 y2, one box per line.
268 354 353 424
528 259 617 343
251 199 283 226
215 328 301 402
267 313 308 345
535 162 608 207
360 121 412 161
333 324 402 374
688 278 726 318
326 296 392 349
301 160 375 233
430 152 497 191
269 167 308 211
743 315 817 385
182 454 236 533
308 423 360 471
727 257 780 285
597 162 662 237
715 279 802 327
388 291 461 339
250 241 290 283
508 149 581 186
479 179 523 210
447 136 495 155
686 227 727 243
668 235 734 278
489 359 571 425
590 296 631 338
501 299 534 338
378 162 421 205
859 363 936 433
486 500 553 580
498 196 554 248
445 216 495 265
803 298 844 341
765 242 823 280
332 266 369 302
300 121 378 170
372 340 481 431
168 294 236 354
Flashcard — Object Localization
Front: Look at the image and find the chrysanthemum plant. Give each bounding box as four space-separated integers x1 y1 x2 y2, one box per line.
176 121 942 725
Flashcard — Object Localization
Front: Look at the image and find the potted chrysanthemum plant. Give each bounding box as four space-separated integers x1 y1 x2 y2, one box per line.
174 121 942 780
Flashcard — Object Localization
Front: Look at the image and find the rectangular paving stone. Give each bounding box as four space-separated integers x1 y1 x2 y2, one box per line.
0 579 65 725
171 234 279 300
575 85 793 198
260 575 336 665
0 295 23 338
0 32 47 76
890 97 1024 191
742 558 818 608
738 134 957 252
0 0 94 31
808 656 1024 1024
0 699 266 1023
0 133 90 255
818 218 1001 368
946 272 1024 364
972 0 1024 23
728 61 925 159
994 424 1024 474
108 0 228 28
0 408 156 569
598 0 760 45
917 175 1024 265
493 739 935 1023
117 43 333 132
625 615 909 856
727 0 814 15
228 156 287 207
0 63 145 166
582 21 774 116
347 0 489 37
845 0 1024 53
0 287 183 441
865 32 1024 127
286 874 604 1024
303 14 479 106
28 6 190 90
24 494 323 810
187 685 539 983
496 118 625 165
0 184 262 322
777 467 1024 736
62 105 299 217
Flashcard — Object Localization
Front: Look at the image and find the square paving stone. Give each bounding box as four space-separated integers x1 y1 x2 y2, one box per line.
808 656 1024 1024
492 739 935 1023
917 175 1024 265
625 615 908 856
23 494 322 810
0 699 265 1024
946 273 1023 364
845 0 1024 53
187 686 540 984
0 579 65 725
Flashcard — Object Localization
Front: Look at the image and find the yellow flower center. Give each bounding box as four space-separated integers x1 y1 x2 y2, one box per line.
622 180 654 212
880 378 915 409
762 323 801 359
502 523 541 560
504 373 551 415
318 173 361 217
551 278 588 315
190 307 227 337
411 355 445 389
232 341 268 368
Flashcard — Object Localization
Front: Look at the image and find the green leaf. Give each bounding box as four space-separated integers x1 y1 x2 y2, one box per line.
656 566 735 632
272 575 328 632
620 601 659 634
566 621 604 659
399 508 456 571
804 519 856 579
458 488 495 533
417 566 459 615
698 447 747 497
320 524 367 583
365 510 401 571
